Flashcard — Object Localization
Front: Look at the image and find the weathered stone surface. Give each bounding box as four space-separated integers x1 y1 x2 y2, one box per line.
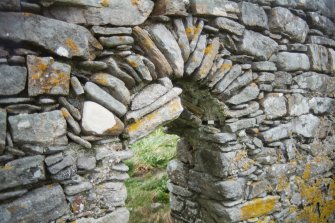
125 98 183 143
126 55 152 82
51 163 77 180
81 101 119 136
189 20 204 52
329 48 335 74
269 7 309 43
78 61 108 71
64 181 92 195
307 44 329 73
0 0 20 11
84 82 127 117
91 73 130 105
48 155 75 174
9 110 67 146
185 35 207 76
294 114 320 138
104 57 136 88
239 2 268 30
270 52 310 71
190 0 239 16
287 94 310 116
225 118 257 132
0 155 45 191
131 83 169 110
194 37 220 80
61 107 81 135
0 109 6 154
308 12 335 36
226 83 260 105
95 143 132 161
261 123 292 142
77 208 129 223
309 97 335 115
99 36 134 48
248 181 270 199
252 61 277 72
0 12 101 59
0 65 27 96
238 30 278 60
58 97 81 121
67 132 92 149
91 26 132 36
77 156 96 171
132 26 173 77
149 24 184 78
293 72 331 93
214 65 242 93
261 93 287 119
307 35 335 48
212 17 245 36
0 184 68 223
27 55 71 96
201 196 280 222
167 159 188 187
0 189 27 201
45 0 154 26
207 60 233 88
173 19 191 61
226 101 259 118
45 153 63 166
215 178 246 200
153 0 187 16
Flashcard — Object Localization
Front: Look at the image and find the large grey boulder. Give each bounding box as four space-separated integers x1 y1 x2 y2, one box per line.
0 65 27 96
0 184 68 223
293 114 320 138
239 2 268 30
44 0 154 26
9 110 67 146
0 155 45 191
0 12 101 59
269 7 309 43
307 44 330 73
307 12 335 36
238 30 278 60
261 93 287 119
270 52 310 71
293 72 331 93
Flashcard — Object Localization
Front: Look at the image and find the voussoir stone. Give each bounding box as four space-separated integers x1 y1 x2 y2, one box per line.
269 7 309 43
238 30 278 60
0 65 27 96
0 184 68 223
44 0 154 26
9 110 67 146
0 12 101 59
149 24 184 78
131 83 169 110
27 55 71 96
226 83 260 105
82 101 118 136
0 155 45 191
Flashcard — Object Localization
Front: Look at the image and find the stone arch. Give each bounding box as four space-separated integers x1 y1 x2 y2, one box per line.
0 0 335 223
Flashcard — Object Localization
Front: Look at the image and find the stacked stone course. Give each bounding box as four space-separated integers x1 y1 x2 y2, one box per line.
0 0 334 222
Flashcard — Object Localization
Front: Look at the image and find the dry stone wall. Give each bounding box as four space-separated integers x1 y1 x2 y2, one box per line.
0 0 334 223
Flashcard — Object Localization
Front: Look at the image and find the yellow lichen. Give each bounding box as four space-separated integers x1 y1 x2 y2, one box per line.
65 38 79 55
93 74 109 86
131 0 140 6
204 44 213 55
2 164 14 171
302 163 311 180
185 27 194 39
276 175 288 191
241 197 278 220
128 59 138 68
100 0 109 7
61 108 70 118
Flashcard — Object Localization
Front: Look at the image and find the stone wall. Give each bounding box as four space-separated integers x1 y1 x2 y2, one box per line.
0 0 334 223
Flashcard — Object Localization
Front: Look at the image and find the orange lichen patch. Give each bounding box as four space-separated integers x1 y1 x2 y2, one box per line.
65 38 79 55
23 12 33 16
194 23 202 35
92 74 109 86
128 59 139 68
204 44 213 55
235 150 247 162
295 177 335 223
220 62 232 73
2 164 14 171
241 196 278 220
185 27 194 39
61 108 70 118
302 163 311 180
100 0 110 7
131 0 140 6
47 184 54 189
276 174 288 191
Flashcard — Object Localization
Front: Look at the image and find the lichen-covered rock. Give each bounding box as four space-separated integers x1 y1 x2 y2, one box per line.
293 72 331 93
44 0 154 26
0 65 27 96
212 17 245 36
0 155 45 191
9 110 67 146
226 83 260 105
152 0 187 16
131 83 169 110
269 7 309 43
307 44 330 73
0 12 101 59
239 1 268 30
190 0 239 16
307 12 335 36
287 94 310 116
238 30 278 60
261 93 287 119
270 52 310 71
0 184 68 223
27 55 71 96
293 114 320 138
125 97 183 143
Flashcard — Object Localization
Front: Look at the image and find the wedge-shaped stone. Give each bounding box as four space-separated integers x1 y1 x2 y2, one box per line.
269 7 309 43
44 0 154 26
185 35 207 76
9 110 67 146
0 65 27 96
0 184 68 223
132 26 173 78
190 0 239 16
0 155 45 191
149 24 184 78
173 19 191 61
214 65 242 93
27 55 71 96
125 98 183 143
0 12 101 59
226 83 260 105
238 30 278 60
126 55 152 82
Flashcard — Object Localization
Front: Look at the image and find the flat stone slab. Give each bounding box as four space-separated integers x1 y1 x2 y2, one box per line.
0 184 68 223
27 55 71 96
44 0 154 26
0 12 101 59
0 109 6 153
9 110 67 146
125 97 183 143
0 155 45 191
0 65 27 96
190 0 239 16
